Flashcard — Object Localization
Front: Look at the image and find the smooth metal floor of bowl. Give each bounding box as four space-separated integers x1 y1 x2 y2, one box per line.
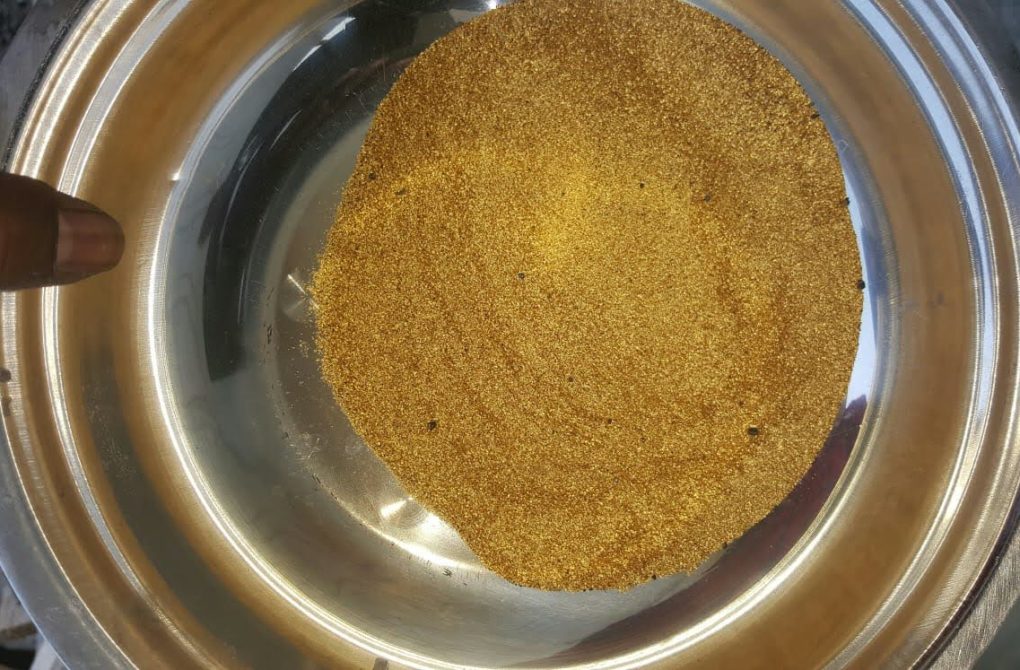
1 0 1019 669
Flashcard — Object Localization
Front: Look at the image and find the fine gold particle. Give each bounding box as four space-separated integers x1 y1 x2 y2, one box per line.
312 0 862 591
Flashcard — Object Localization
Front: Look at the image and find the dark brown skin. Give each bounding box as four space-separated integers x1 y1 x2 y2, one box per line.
0 173 123 289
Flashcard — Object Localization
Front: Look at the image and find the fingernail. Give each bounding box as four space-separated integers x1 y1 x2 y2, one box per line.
54 208 125 280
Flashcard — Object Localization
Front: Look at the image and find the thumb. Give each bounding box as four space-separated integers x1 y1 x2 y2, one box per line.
0 173 124 289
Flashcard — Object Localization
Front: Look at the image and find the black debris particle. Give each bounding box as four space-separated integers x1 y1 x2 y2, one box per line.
567 375 575 383
703 193 713 202
747 425 760 437
367 172 378 181
517 272 527 280
427 419 438 431
856 278 866 290
639 181 646 189
0 368 10 383
811 112 820 119
443 568 453 577
606 418 614 425
396 188 408 196
841 197 851 206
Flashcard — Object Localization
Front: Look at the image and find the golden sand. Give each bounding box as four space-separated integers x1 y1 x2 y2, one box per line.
312 0 862 591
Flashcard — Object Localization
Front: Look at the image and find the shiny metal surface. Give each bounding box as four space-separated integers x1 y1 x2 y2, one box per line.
1 0 1019 668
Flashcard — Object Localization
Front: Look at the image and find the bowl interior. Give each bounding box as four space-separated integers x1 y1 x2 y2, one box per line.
154 1 879 664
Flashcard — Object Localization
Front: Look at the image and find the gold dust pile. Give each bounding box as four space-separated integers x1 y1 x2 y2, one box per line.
312 0 862 591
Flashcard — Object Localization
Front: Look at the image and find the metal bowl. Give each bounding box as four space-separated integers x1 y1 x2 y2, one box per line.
2 0 1019 667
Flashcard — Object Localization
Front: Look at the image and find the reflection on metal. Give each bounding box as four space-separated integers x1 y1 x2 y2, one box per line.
379 500 408 520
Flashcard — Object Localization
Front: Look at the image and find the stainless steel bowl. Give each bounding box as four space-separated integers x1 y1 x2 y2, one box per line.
2 0 1020 668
